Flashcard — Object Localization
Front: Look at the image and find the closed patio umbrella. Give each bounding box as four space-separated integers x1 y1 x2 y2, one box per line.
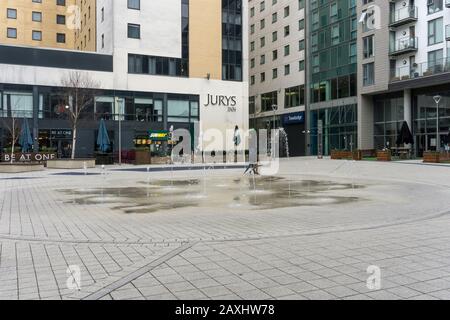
396 121 414 146
19 118 33 152
96 118 111 153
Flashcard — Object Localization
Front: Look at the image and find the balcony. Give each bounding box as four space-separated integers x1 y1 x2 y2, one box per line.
389 37 418 56
447 24 450 41
389 6 417 27
390 58 450 82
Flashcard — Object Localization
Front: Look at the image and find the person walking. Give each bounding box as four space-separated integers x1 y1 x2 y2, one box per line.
233 125 241 163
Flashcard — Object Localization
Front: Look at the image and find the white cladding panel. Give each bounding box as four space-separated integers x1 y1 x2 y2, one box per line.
113 0 182 58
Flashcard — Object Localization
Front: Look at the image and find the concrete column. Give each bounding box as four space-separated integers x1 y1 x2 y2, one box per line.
32 86 40 153
358 94 374 150
403 89 412 129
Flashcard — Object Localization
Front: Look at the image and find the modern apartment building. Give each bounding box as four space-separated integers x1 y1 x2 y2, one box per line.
0 0 77 50
358 0 450 156
248 0 307 156
0 0 248 158
307 0 358 156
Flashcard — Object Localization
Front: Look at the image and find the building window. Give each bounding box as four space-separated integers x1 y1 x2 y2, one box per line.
57 0 66 5
7 8 17 19
128 0 140 10
331 25 339 45
32 11 42 22
298 39 305 51
284 25 290 37
261 91 277 112
272 13 277 23
428 18 443 46
363 35 374 58
260 72 266 82
363 63 374 86
7 28 17 39
272 68 278 79
285 85 305 108
32 30 42 41
127 24 141 39
57 33 66 43
284 64 290 75
284 6 290 17
272 49 278 60
222 0 243 81
57 15 66 25
260 54 265 65
299 60 305 71
428 0 443 14
298 19 304 31
272 31 277 42
428 49 444 70
284 45 290 56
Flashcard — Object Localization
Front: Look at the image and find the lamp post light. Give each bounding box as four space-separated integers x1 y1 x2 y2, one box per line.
434 95 441 152
271 104 278 157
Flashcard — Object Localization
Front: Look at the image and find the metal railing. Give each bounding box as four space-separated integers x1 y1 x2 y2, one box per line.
391 57 450 82
389 36 418 55
390 6 417 26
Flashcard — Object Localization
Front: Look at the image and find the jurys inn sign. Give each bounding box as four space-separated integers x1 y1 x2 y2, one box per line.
204 94 237 112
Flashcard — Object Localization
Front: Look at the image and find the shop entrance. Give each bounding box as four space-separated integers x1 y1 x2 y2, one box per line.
39 129 73 158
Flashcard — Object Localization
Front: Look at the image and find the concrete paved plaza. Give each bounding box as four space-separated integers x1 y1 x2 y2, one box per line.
1 158 450 300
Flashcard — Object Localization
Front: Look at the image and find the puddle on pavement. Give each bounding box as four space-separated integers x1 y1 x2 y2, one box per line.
58 176 364 214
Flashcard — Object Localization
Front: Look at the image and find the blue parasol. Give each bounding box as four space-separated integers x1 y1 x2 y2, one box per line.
19 118 33 152
96 118 111 153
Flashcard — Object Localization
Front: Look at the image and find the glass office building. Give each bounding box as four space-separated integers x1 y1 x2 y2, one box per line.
308 0 358 155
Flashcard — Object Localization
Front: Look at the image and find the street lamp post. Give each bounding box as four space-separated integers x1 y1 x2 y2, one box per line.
434 95 441 152
271 104 278 157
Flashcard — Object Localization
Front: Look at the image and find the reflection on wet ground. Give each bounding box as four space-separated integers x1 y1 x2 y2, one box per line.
58 175 364 214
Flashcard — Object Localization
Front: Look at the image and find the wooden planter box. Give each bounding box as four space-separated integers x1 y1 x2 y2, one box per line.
331 150 353 160
423 152 450 163
150 156 171 165
134 150 151 165
353 150 362 161
377 150 391 161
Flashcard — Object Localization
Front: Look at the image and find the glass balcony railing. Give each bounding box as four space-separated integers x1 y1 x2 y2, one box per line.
390 58 450 82
389 36 418 56
389 6 418 27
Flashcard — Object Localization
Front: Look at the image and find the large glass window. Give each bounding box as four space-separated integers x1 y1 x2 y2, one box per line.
1 92 33 118
261 91 278 112
222 0 243 81
285 85 305 108
363 63 375 86
363 35 373 59
428 0 442 14
428 18 443 46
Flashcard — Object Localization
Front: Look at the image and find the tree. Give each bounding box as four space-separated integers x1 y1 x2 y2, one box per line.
60 71 99 159
2 116 21 164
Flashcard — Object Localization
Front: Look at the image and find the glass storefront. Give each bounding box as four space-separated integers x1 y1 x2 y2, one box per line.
414 92 450 156
373 94 404 150
310 104 357 155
